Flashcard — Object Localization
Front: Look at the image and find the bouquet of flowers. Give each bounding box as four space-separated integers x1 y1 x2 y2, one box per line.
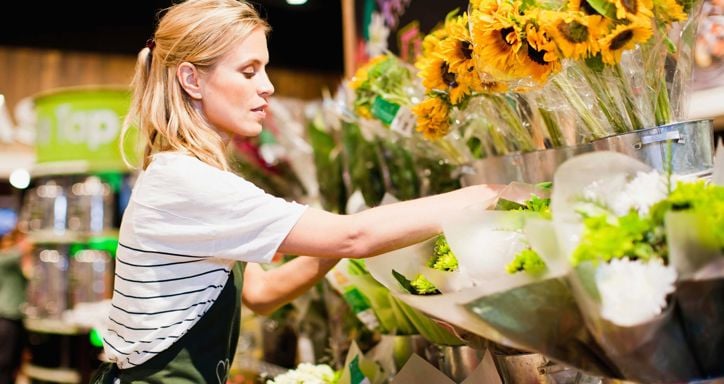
410 0 704 160
266 363 339 384
362 148 723 382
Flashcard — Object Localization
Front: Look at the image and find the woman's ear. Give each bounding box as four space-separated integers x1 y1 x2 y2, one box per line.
177 62 203 100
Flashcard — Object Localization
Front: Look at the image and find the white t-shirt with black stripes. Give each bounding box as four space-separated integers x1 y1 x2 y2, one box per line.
104 152 306 369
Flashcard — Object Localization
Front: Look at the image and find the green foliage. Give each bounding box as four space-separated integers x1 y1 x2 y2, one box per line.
308 118 348 213
428 235 458 272
651 180 724 250
392 270 440 295
410 274 441 295
506 248 547 276
571 211 664 266
523 194 552 219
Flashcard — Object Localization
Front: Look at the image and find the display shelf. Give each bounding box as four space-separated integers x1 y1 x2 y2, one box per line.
24 317 89 335
28 230 119 245
22 364 81 384
31 160 132 178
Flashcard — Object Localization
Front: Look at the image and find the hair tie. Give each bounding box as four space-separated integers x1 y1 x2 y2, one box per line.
145 38 156 51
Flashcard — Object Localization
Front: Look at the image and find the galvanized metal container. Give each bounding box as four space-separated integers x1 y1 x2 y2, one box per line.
460 144 594 186
436 345 486 382
591 119 715 177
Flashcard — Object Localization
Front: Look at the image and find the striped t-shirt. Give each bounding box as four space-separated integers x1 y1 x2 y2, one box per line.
104 152 306 369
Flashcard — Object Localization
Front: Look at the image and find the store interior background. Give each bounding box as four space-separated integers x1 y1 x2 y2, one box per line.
0 0 345 218
0 1 349 382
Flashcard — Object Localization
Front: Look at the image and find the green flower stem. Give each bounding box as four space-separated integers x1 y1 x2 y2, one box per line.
487 94 536 152
538 106 564 148
613 64 644 131
552 76 610 139
487 121 510 156
655 77 671 125
578 66 629 134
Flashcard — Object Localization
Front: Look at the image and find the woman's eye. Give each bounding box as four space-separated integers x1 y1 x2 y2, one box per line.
242 70 256 78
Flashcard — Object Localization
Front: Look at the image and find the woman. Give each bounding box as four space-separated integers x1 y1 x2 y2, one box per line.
96 0 500 382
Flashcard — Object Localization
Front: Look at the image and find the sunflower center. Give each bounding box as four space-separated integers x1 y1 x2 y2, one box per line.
621 0 638 13
500 27 516 46
581 0 599 15
461 41 473 60
609 29 633 50
558 20 589 43
440 61 459 88
527 44 549 65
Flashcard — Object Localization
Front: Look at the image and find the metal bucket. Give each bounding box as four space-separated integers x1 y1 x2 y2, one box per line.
381 334 433 372
434 345 485 382
591 119 715 176
460 144 594 186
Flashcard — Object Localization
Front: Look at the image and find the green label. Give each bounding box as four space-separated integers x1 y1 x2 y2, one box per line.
342 287 372 313
349 356 370 384
34 88 132 170
371 96 400 126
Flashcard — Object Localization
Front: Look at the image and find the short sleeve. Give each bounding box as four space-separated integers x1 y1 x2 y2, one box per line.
127 153 307 263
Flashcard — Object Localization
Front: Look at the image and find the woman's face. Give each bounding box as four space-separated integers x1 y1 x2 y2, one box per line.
198 28 274 138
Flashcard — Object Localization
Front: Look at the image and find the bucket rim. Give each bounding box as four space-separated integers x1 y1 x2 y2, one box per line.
594 118 714 141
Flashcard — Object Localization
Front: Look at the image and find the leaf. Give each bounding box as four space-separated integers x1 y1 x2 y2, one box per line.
585 54 605 72
584 0 617 19
495 198 527 211
392 269 416 295
348 259 369 276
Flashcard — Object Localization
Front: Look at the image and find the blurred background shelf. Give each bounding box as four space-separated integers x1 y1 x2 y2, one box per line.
22 364 81 384
688 86 724 133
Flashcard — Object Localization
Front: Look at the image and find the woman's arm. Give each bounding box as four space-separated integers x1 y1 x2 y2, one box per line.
241 256 339 316
279 184 502 259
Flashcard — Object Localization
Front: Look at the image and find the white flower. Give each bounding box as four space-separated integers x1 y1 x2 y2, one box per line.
595 258 677 327
366 12 389 57
581 171 672 216
267 363 337 384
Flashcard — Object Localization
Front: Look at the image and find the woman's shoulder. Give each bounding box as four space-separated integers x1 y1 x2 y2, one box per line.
136 151 260 205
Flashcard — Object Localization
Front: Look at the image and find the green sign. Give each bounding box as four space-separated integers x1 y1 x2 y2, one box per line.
34 87 132 171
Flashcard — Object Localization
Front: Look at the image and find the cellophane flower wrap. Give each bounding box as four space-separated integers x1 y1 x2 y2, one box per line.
343 56 463 204
371 150 723 382
266 363 339 384
409 0 704 159
549 150 723 381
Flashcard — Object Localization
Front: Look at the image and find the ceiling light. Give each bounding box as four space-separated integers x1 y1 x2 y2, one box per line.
286 0 308 4
9 169 30 189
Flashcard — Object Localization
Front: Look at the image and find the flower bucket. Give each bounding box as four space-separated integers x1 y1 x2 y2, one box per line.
434 345 485 382
591 119 715 177
459 144 594 186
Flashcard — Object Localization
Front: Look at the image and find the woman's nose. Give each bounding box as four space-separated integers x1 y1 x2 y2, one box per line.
258 72 274 97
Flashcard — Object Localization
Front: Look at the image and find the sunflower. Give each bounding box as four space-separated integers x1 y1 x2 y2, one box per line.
541 11 607 59
652 0 687 24
598 16 653 64
470 10 525 82
412 96 451 140
612 0 653 20
439 13 474 74
517 22 562 83
417 55 451 91
422 26 449 56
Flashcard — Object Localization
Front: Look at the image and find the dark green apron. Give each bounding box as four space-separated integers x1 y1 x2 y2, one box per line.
91 262 244 384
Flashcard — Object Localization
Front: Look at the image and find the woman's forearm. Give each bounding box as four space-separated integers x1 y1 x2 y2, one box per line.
241 256 339 316
280 184 502 259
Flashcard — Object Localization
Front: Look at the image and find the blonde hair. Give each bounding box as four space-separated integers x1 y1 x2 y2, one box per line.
122 0 270 171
